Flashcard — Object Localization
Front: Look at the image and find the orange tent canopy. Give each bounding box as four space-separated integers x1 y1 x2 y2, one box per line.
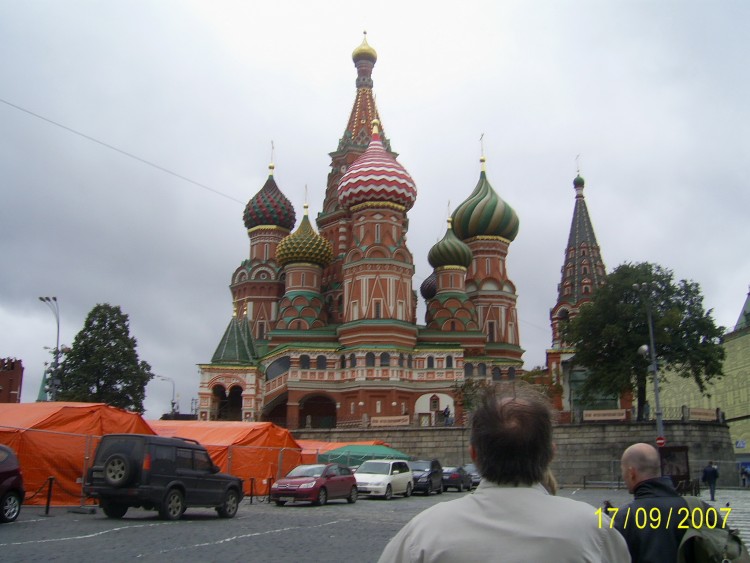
0 402 154 506
147 420 302 495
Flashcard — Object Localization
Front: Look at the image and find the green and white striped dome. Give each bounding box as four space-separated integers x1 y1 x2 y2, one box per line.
451 157 519 242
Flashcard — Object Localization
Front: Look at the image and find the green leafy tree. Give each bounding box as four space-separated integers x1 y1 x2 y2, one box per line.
452 377 494 415
519 366 561 399
564 262 725 420
57 303 154 413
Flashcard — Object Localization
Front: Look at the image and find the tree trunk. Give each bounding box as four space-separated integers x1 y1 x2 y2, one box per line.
636 372 647 421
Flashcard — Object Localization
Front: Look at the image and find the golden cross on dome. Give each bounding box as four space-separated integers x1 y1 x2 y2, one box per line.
576 153 581 174
479 133 487 171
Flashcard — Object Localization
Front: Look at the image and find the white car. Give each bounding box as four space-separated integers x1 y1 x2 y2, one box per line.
354 460 413 500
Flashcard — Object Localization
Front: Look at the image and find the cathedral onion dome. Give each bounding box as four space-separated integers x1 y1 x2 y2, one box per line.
451 156 519 241
420 271 437 300
428 218 473 269
243 163 296 232
573 174 585 188
352 32 377 63
276 204 333 267
337 120 417 210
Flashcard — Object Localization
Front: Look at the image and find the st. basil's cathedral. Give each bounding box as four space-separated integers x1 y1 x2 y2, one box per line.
196 34 609 427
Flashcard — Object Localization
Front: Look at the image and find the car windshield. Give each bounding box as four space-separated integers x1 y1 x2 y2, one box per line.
410 461 430 471
357 461 390 475
286 465 325 478
465 464 477 472
443 467 457 472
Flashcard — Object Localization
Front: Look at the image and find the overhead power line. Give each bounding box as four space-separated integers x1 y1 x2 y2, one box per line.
0 96 244 205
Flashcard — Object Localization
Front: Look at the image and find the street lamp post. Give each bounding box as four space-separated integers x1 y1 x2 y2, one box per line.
633 283 665 442
156 375 177 416
38 296 61 401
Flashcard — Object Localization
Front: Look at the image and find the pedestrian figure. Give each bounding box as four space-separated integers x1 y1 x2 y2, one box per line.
442 405 450 426
378 384 630 563
702 461 719 501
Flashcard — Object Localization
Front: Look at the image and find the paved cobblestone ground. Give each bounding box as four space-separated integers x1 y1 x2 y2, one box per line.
3 487 750 562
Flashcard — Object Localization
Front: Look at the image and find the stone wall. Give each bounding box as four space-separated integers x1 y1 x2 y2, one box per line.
293 420 736 487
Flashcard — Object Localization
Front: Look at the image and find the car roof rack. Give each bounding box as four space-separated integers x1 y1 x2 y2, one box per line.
173 436 201 445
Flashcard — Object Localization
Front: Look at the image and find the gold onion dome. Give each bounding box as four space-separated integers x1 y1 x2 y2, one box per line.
352 32 377 63
428 218 473 269
243 163 296 231
451 156 519 241
337 120 417 209
277 204 334 267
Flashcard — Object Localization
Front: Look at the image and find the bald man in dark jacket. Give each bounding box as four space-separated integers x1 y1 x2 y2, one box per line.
612 443 693 563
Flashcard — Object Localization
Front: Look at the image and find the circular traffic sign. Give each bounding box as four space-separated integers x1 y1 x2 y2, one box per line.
656 436 666 447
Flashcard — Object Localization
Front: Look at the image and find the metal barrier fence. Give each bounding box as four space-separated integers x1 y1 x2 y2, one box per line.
558 458 744 490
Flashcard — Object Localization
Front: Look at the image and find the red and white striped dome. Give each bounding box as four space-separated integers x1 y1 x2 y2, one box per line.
337 121 416 210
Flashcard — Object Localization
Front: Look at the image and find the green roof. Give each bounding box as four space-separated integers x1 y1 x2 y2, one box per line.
211 316 256 365
318 444 411 466
734 291 750 332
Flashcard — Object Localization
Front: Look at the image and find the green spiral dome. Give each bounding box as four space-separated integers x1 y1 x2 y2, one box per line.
428 219 473 269
451 158 519 241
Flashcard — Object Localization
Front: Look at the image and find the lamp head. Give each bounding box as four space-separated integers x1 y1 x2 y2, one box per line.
638 344 649 357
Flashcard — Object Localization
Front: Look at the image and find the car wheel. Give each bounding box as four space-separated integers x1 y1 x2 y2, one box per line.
347 486 358 504
217 489 239 518
275 500 286 507
314 487 328 506
384 484 393 500
0 491 21 523
159 489 185 521
457 481 464 493
403 482 412 498
100 499 128 519
103 454 132 488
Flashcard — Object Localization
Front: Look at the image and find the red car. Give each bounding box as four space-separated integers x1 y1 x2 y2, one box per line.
270 463 358 506
0 444 24 523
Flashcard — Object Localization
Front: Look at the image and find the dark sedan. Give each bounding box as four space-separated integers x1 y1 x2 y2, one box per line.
270 463 358 506
441 465 472 492
410 459 443 495
0 444 24 523
463 463 481 488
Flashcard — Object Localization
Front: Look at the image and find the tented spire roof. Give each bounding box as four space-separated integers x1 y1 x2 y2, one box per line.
211 316 256 365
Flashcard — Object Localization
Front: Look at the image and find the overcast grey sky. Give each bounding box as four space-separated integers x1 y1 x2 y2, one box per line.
2 1 748 419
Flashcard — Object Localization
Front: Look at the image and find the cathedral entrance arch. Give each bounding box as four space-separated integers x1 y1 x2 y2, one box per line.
262 392 288 427
299 394 336 429
211 384 243 421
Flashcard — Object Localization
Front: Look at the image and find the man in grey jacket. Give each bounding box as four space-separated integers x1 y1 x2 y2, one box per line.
377 384 630 563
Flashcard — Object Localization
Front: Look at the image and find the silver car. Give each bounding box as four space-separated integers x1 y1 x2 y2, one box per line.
354 460 413 500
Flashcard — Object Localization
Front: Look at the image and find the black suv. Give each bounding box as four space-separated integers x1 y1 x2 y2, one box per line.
410 459 443 495
84 433 243 520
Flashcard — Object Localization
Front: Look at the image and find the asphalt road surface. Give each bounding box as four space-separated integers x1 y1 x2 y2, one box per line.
3 487 747 562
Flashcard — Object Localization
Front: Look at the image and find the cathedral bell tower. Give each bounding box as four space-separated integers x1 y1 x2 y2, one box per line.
317 33 396 324
336 120 418 347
